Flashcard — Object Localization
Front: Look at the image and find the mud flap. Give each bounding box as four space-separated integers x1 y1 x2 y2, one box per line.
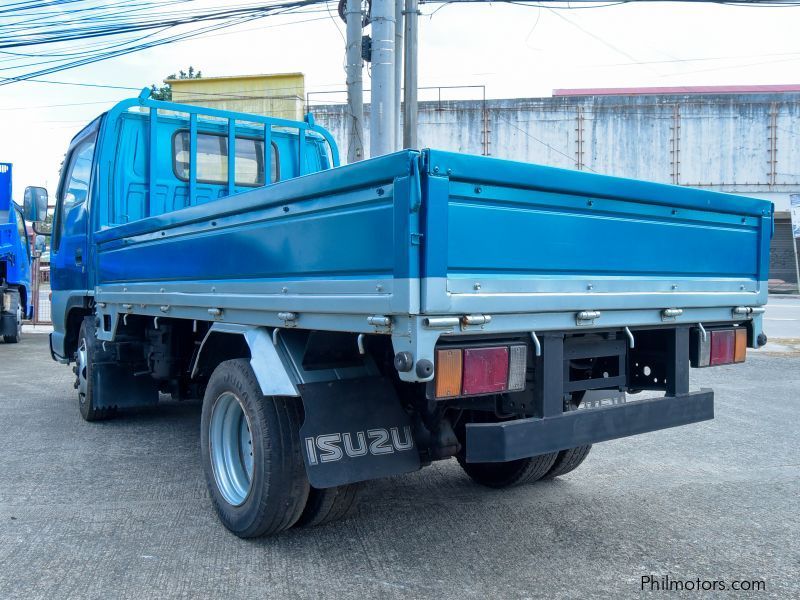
93 362 159 409
299 377 421 488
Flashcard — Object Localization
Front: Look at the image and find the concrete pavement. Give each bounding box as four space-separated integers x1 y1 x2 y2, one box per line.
0 334 798 599
764 296 800 340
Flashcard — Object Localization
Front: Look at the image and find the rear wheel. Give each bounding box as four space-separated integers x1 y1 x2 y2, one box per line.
2 290 22 344
295 484 361 528
543 391 592 479
200 359 309 538
457 453 558 488
75 317 116 421
543 445 592 479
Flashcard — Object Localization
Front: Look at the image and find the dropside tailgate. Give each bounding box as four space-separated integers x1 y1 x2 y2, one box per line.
420 150 773 315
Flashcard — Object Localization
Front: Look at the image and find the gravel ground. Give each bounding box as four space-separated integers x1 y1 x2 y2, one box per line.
0 334 798 599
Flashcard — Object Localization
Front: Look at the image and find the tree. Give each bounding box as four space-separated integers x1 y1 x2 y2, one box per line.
150 66 202 101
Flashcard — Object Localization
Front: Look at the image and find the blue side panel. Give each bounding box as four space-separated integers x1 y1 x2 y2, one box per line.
1 208 32 316
98 202 395 283
0 163 31 312
0 163 11 211
421 150 773 314
425 150 771 217
0 224 17 264
95 152 417 286
446 198 759 278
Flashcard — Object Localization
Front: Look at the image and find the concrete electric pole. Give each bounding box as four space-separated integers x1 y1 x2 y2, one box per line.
369 0 396 156
394 0 404 150
345 0 365 162
402 0 418 149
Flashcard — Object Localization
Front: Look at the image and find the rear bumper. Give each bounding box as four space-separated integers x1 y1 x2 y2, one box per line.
465 389 714 463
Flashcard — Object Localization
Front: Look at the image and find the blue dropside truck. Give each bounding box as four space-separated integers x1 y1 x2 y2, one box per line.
27 92 771 537
1 162 33 344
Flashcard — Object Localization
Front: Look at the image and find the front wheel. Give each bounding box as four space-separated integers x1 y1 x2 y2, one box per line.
2 290 22 344
200 359 310 538
75 317 116 421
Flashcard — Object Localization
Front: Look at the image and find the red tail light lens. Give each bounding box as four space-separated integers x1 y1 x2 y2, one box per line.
710 330 735 366
462 347 509 395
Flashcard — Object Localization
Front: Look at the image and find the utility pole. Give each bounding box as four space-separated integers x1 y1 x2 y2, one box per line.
394 0 403 150
369 0 396 157
402 0 418 149
345 0 364 162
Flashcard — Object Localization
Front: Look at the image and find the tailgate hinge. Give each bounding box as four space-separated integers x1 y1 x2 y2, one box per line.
576 310 601 326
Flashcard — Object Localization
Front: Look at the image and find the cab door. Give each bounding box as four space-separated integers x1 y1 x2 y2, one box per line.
50 125 98 293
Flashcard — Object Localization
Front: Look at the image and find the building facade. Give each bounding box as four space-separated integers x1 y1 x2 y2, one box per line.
168 73 305 121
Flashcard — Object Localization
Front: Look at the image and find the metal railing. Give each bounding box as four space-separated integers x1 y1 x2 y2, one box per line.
104 89 341 210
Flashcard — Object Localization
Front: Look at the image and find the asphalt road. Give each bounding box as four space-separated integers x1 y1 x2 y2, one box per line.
1 334 798 599
764 296 800 340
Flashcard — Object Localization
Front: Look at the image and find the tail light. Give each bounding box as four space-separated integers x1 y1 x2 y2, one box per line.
710 330 735 365
463 347 509 395
434 344 527 398
692 327 747 368
435 349 462 398
734 328 747 363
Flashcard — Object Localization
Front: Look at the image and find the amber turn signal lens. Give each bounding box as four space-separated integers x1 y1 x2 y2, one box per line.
435 349 463 398
734 328 747 363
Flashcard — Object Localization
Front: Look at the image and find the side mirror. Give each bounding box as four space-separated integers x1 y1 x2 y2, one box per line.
35 235 47 255
23 186 48 223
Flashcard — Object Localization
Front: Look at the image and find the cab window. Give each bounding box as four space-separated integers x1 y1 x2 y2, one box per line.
53 132 96 250
14 207 30 260
172 131 279 186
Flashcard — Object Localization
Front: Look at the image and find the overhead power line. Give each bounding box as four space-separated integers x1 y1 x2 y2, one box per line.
0 0 797 87
0 0 335 86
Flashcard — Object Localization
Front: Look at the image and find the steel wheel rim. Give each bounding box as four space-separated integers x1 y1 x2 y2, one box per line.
76 339 88 403
209 392 254 506
15 303 21 338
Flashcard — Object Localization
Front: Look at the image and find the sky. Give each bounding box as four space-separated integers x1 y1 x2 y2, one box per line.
1 1 800 201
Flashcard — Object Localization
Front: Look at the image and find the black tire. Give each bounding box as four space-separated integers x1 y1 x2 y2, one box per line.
75 317 116 422
295 484 361 528
457 453 558 489
542 391 592 479
542 445 592 479
2 290 22 344
200 359 310 538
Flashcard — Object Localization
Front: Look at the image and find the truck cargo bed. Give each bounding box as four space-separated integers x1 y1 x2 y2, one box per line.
420 150 771 314
94 148 771 324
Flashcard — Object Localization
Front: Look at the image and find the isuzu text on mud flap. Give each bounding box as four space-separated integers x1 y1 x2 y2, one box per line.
26 91 771 538
304 427 415 464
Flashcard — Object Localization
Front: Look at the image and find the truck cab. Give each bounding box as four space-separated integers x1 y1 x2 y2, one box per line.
1 163 33 343
45 96 334 362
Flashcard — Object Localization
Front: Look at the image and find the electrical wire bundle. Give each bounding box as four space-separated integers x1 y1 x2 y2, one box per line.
0 0 795 87
0 0 335 86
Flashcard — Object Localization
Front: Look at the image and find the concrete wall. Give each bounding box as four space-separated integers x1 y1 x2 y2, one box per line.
313 92 800 288
312 92 800 212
